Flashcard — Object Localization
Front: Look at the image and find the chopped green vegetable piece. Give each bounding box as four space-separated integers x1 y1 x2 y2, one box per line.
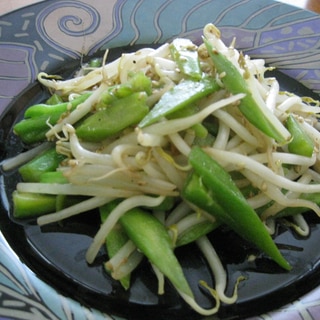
286 114 314 157
14 113 62 144
97 71 152 108
170 38 202 80
100 202 131 290
45 93 63 105
14 93 91 144
89 57 102 68
19 147 66 182
183 146 291 270
139 77 219 128
204 39 290 144
76 92 149 142
182 171 236 227
176 219 220 247
120 208 194 298
24 93 91 118
128 71 152 95
13 191 57 218
39 171 68 184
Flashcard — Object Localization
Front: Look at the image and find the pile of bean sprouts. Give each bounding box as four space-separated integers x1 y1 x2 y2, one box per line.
3 24 320 316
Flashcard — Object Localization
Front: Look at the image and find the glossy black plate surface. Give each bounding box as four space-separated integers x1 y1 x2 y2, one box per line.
1 46 320 320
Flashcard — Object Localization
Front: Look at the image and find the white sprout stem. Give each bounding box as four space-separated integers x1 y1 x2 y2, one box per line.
294 104 320 114
291 214 310 237
260 172 312 218
205 148 320 194
85 195 165 264
152 148 185 189
62 165 178 196
17 182 141 198
242 169 320 217
168 133 191 157
1 142 52 171
226 134 242 150
301 120 320 146
111 250 144 280
246 192 271 209
136 129 168 147
66 125 114 165
228 142 257 156
277 96 302 113
213 109 259 147
105 240 137 271
265 78 279 112
174 212 212 236
37 55 120 93
196 236 238 304
111 144 145 168
101 131 138 154
141 161 168 180
177 289 220 316
37 196 111 226
151 264 165 295
248 76 291 142
212 119 230 150
45 82 109 139
165 201 192 227
251 152 316 167
263 218 277 235
308 168 320 183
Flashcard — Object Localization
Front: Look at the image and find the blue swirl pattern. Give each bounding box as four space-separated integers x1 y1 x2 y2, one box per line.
36 1 101 58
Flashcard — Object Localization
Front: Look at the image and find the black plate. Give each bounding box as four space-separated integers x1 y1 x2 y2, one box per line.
1 46 320 320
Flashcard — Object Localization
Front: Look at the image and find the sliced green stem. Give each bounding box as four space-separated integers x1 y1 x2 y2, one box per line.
19 147 66 182
119 207 194 298
76 92 149 142
169 38 202 80
138 77 220 128
183 146 291 270
203 38 290 144
285 114 314 157
13 191 57 218
24 93 91 118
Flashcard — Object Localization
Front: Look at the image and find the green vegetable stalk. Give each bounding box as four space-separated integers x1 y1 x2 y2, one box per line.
14 113 62 144
203 38 290 144
285 114 314 157
100 202 131 290
175 216 220 247
76 92 149 142
182 146 291 271
13 191 83 218
14 93 91 144
169 38 202 80
13 191 57 218
23 93 91 118
119 207 194 298
96 71 152 108
19 147 66 182
139 77 219 128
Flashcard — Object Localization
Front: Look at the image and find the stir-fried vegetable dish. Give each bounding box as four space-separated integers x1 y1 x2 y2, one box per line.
2 24 320 316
